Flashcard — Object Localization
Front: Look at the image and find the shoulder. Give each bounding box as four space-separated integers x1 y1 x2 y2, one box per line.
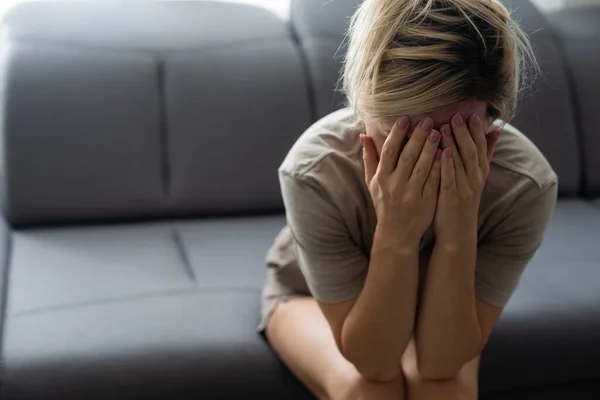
278 107 366 200
279 108 362 177
488 121 558 192
481 121 558 238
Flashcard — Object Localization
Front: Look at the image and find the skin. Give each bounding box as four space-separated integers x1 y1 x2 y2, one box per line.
362 98 503 379
267 98 505 400
365 100 492 154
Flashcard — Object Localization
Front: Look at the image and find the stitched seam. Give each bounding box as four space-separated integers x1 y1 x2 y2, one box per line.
156 58 171 196
171 228 195 283
10 287 260 319
0 230 13 383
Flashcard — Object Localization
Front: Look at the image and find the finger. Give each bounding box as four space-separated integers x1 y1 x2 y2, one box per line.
361 134 378 184
423 155 441 198
487 130 500 161
409 129 441 187
380 116 410 173
440 147 456 196
468 114 488 170
441 124 469 189
451 113 478 177
396 117 435 181
440 124 457 151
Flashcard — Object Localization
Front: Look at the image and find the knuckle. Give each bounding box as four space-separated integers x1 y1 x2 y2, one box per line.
466 148 478 161
401 193 418 207
455 157 464 169
382 145 395 159
460 189 474 201
370 174 384 189
442 181 454 191
400 152 417 165
413 165 424 178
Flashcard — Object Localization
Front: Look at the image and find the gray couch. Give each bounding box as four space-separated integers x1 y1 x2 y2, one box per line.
0 0 598 399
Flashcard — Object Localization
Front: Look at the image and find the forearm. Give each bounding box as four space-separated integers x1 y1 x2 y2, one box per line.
415 231 482 379
341 225 419 382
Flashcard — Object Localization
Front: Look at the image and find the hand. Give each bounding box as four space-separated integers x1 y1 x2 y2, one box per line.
435 114 500 246
361 116 442 248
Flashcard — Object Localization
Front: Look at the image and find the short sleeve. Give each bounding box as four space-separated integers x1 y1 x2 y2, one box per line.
279 170 368 304
475 180 558 308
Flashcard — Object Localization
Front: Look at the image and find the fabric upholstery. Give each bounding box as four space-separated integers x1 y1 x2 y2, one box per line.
547 9 600 196
4 203 600 399
2 216 319 399
0 1 311 226
480 201 600 393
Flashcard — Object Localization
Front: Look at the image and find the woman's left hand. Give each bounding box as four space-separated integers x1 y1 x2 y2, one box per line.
435 114 500 246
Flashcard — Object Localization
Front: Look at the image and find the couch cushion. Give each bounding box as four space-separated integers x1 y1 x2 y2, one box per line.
4 202 600 399
290 0 581 196
2 215 314 400
0 1 311 226
547 9 600 196
480 200 600 393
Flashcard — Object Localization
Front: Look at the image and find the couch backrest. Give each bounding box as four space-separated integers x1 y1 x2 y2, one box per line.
0 1 312 226
548 8 600 197
290 0 583 197
0 0 592 227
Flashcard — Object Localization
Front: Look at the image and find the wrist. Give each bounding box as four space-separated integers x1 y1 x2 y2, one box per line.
435 228 477 252
373 223 421 255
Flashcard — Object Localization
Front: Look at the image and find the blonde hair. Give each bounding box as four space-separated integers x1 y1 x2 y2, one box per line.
342 0 539 124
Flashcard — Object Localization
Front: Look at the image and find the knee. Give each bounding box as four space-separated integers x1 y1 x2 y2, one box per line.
328 372 405 400
404 373 477 400
400 343 478 400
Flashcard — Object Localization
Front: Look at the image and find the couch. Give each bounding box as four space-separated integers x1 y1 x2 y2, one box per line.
0 0 598 399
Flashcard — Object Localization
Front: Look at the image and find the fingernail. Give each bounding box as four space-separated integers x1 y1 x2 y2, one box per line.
453 113 464 126
429 130 440 142
421 117 434 131
397 116 410 128
446 148 453 159
442 125 451 136
435 149 442 160
473 114 481 125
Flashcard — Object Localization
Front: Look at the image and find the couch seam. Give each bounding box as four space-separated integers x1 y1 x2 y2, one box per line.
171 228 195 283
10 286 260 319
546 22 589 198
288 14 317 122
2 36 289 57
156 58 172 196
0 230 13 385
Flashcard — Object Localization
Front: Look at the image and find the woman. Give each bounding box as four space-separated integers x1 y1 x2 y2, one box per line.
260 0 558 399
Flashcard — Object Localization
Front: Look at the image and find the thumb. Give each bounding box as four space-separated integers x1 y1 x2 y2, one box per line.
487 130 500 161
361 134 378 184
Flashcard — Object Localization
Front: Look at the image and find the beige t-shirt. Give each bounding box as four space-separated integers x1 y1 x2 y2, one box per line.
278 108 558 308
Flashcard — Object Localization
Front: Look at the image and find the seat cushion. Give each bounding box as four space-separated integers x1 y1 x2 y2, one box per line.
4 202 600 399
480 200 600 394
2 215 312 400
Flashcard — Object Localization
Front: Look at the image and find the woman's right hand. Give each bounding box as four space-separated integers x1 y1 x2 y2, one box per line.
361 116 442 249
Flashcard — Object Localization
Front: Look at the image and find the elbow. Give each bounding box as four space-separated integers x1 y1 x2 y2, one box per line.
340 337 400 383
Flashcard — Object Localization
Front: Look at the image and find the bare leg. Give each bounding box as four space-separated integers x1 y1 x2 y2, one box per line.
266 297 405 400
